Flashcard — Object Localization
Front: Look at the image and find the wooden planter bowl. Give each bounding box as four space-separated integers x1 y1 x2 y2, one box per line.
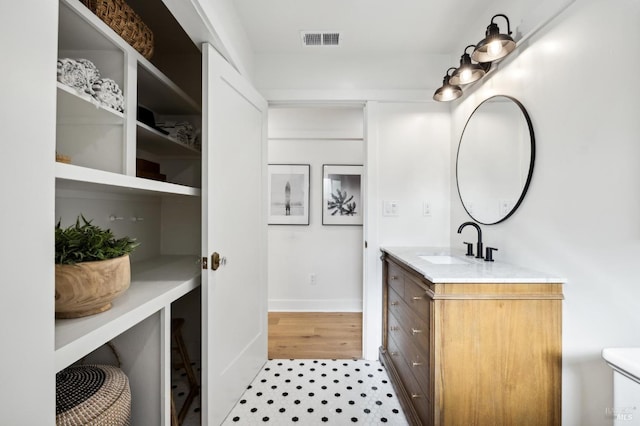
55 255 131 319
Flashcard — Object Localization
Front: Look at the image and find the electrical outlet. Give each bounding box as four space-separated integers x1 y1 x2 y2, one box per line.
309 273 317 285
499 199 513 216
423 202 431 217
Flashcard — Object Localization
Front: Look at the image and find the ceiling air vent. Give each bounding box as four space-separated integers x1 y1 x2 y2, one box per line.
301 31 341 47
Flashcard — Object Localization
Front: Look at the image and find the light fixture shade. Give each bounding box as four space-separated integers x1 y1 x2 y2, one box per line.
449 52 487 85
433 74 462 102
471 14 516 63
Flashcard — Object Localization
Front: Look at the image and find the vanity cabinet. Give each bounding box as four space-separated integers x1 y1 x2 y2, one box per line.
380 251 563 426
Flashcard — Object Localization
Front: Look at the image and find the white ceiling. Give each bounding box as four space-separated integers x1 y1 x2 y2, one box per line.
232 0 496 55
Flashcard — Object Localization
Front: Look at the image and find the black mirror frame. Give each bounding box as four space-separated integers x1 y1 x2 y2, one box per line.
455 95 536 225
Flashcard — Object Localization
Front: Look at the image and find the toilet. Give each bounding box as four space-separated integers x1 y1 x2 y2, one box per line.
603 348 640 425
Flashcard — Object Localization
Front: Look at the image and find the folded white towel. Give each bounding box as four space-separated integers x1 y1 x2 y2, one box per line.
57 58 91 93
57 58 126 113
156 121 197 147
77 59 101 93
92 78 125 112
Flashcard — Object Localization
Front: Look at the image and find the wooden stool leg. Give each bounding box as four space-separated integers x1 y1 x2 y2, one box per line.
171 394 179 426
172 318 200 425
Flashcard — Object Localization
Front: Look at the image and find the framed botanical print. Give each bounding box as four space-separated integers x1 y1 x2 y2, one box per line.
322 164 363 226
268 164 310 225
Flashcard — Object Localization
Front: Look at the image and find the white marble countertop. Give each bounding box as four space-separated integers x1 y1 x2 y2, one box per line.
381 246 566 284
602 348 640 383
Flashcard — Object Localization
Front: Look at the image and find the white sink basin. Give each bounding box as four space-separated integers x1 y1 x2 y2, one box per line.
603 348 640 383
417 255 470 265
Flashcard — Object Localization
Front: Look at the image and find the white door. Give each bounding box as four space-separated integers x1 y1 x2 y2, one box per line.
201 43 268 425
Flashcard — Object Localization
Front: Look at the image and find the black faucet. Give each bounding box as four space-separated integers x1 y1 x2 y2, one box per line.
457 221 483 259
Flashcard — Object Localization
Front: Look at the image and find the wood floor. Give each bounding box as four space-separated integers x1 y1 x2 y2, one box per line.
268 312 363 359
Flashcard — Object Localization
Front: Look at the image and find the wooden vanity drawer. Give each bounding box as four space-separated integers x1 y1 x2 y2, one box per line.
390 300 429 355
388 311 430 395
388 303 429 367
403 274 430 320
386 327 405 371
388 287 408 324
403 334 430 397
405 311 429 356
387 308 405 347
388 333 432 426
387 263 405 297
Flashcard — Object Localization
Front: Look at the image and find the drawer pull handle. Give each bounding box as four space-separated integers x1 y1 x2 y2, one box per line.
390 351 399 356
390 275 399 280
411 328 423 335
390 326 400 331
390 301 399 306
411 393 423 399
412 296 423 301
412 361 423 367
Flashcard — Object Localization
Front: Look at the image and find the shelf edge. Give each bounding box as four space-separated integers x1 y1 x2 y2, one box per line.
55 163 201 197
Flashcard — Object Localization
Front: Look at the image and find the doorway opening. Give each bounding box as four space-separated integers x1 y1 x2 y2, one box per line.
266 104 366 359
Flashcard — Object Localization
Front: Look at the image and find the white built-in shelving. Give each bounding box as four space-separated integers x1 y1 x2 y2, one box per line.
55 256 201 372
138 62 201 115
55 162 201 196
54 0 203 422
57 82 124 123
137 121 201 157
57 0 202 188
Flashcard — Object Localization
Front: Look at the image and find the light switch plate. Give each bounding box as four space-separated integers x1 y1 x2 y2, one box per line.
383 201 399 216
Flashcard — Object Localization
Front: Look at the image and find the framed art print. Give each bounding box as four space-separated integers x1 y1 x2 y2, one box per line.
322 164 363 225
268 164 310 225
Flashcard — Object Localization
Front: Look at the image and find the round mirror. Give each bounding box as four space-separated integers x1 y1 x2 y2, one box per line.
456 95 535 225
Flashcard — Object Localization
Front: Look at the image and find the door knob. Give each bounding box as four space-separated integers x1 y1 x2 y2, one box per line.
211 252 220 270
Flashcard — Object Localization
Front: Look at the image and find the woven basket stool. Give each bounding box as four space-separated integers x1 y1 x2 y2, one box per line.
56 346 131 425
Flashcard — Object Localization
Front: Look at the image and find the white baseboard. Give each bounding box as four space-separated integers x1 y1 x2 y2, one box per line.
268 299 363 312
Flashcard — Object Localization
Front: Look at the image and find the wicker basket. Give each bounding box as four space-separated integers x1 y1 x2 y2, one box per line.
81 0 154 59
56 342 132 425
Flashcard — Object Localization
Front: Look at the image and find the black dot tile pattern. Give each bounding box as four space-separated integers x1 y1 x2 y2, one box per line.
222 359 408 425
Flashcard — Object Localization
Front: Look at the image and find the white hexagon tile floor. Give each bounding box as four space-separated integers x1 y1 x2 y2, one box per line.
221 359 409 425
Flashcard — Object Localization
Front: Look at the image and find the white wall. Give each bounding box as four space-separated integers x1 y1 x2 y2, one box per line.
450 1 640 424
0 0 57 422
362 101 452 359
375 102 452 246
268 107 364 311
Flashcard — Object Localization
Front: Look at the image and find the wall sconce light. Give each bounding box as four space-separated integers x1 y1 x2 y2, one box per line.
449 45 491 86
471 14 516 63
433 67 463 102
433 13 516 102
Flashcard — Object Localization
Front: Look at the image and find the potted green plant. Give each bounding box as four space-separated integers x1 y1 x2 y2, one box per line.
55 215 139 319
